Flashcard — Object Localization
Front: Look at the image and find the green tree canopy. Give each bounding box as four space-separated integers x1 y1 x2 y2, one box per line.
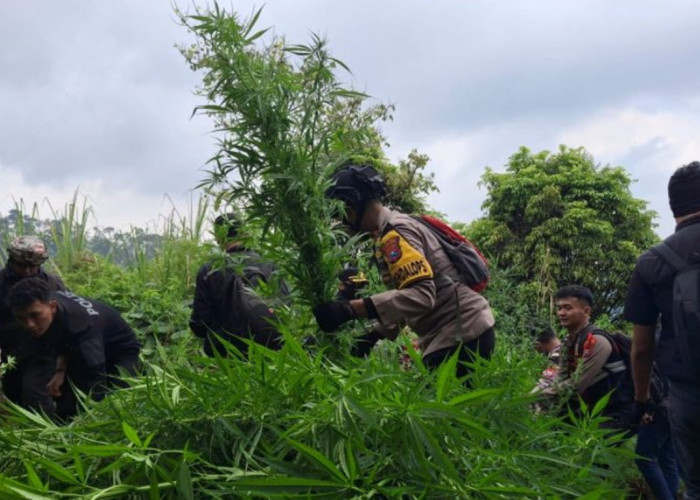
467 145 658 319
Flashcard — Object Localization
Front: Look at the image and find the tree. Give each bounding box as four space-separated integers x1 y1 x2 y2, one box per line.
467 145 658 319
179 5 437 305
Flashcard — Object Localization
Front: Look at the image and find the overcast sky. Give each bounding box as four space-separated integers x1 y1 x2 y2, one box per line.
2 1 699 237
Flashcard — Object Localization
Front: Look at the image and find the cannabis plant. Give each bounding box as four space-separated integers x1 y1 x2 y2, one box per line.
179 4 390 305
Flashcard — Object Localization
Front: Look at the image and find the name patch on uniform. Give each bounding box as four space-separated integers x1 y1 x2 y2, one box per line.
57 290 100 316
378 229 433 289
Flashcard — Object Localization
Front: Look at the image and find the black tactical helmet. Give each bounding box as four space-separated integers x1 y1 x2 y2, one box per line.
7 236 49 266
325 165 387 207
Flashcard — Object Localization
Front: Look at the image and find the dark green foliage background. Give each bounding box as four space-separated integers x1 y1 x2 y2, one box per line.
467 146 658 322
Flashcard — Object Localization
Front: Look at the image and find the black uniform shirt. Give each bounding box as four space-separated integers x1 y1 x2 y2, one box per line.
47 291 140 371
624 215 700 383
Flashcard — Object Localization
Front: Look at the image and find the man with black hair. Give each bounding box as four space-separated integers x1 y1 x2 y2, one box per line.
550 285 634 432
534 327 561 364
313 165 495 380
6 277 140 420
0 236 66 414
531 327 562 398
625 161 700 499
189 213 289 357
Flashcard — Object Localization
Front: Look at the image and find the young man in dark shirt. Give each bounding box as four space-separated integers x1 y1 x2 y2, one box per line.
625 161 700 499
0 236 65 414
7 277 140 420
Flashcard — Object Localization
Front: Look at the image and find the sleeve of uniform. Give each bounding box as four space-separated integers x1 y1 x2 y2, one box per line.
575 334 613 393
624 260 659 327
368 222 437 326
189 267 217 338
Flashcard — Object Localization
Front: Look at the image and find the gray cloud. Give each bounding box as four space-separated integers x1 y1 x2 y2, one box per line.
1 0 699 235
0 1 213 196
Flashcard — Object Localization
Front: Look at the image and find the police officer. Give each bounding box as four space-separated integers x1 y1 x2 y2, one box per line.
625 161 700 498
0 236 65 414
7 277 140 420
552 285 634 432
313 165 495 379
189 213 289 357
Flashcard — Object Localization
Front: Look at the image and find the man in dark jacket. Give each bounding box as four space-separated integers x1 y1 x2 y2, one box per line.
0 236 65 414
625 161 700 498
7 277 140 420
189 213 288 357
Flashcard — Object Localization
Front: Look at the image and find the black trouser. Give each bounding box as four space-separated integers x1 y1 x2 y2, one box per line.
422 327 496 382
2 357 55 416
668 381 700 500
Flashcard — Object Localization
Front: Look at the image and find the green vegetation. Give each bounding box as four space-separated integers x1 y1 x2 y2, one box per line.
0 4 656 498
467 146 658 323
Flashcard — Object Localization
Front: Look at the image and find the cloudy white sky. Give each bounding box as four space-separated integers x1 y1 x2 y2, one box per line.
2 1 699 237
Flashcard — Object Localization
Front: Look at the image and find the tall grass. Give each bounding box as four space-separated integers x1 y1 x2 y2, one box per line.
0 195 641 498
0 336 634 499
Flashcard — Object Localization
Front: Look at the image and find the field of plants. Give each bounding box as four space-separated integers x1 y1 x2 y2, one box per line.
0 200 640 499
0 4 657 499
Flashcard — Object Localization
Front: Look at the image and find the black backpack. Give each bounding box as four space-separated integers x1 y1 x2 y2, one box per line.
579 329 665 408
651 242 700 381
410 215 489 293
231 265 284 350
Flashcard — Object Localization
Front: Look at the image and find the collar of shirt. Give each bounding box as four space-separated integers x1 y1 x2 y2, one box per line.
372 206 395 239
675 213 700 232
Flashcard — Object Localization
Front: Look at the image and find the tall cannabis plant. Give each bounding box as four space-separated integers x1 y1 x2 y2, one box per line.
180 5 385 305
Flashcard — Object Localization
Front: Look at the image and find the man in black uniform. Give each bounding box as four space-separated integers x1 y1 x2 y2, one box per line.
625 161 700 499
7 277 140 420
0 236 65 414
189 213 289 357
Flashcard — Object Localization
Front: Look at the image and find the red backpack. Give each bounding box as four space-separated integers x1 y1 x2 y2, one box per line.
411 215 489 293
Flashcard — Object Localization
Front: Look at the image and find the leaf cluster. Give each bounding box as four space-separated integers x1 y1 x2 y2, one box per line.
467 145 658 320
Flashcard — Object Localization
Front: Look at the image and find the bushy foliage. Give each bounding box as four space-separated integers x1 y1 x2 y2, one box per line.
467 145 658 320
180 5 439 306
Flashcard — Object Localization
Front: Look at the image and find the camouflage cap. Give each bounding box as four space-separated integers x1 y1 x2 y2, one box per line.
7 236 49 265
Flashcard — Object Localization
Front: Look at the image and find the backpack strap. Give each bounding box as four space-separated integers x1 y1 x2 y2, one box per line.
651 242 689 273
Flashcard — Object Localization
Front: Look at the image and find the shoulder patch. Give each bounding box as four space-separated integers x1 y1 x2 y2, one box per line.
377 229 433 289
381 236 402 263
582 332 597 359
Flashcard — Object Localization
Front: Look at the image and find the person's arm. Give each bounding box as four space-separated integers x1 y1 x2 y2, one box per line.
362 223 437 326
46 354 68 397
631 323 655 402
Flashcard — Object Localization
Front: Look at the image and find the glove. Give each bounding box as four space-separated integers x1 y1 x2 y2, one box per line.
633 399 656 425
313 300 356 333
